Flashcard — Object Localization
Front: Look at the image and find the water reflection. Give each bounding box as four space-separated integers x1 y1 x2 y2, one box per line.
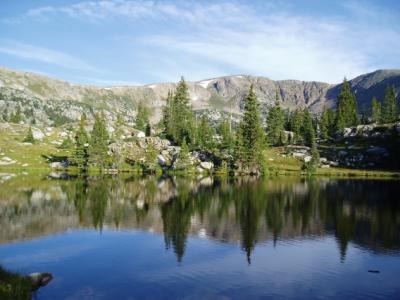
0 175 399 264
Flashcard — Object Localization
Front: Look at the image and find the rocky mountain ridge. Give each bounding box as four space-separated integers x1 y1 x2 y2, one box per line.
0 66 399 126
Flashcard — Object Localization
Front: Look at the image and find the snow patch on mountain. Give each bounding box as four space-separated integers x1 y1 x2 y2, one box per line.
198 79 214 89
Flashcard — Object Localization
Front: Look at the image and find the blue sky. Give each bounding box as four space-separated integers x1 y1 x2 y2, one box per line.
0 0 399 86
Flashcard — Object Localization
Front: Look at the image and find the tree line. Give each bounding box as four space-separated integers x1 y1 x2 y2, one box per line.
65 77 398 174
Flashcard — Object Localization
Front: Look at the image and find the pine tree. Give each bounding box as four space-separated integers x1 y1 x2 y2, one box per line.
135 100 150 132
145 123 151 137
197 115 215 151
235 85 266 174
371 97 381 124
320 107 330 139
303 142 320 173
175 139 192 171
381 86 398 123
302 108 316 147
218 118 234 152
327 109 337 137
162 78 195 145
335 78 358 131
74 114 89 169
23 126 35 143
290 109 304 144
162 90 173 138
114 114 125 139
89 113 109 168
266 91 285 145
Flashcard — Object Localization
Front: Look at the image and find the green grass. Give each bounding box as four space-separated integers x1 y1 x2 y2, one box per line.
264 147 399 178
0 267 31 300
0 123 70 171
1 123 399 178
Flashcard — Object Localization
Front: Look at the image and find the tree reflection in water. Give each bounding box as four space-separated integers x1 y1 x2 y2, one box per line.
0 175 399 263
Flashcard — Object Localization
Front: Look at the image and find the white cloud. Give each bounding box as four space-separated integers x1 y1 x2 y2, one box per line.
2 1 400 83
0 41 98 72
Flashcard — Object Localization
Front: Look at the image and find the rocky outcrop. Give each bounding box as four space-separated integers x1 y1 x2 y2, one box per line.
109 137 215 171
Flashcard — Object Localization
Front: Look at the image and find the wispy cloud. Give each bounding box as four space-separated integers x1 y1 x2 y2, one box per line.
2 1 400 83
0 41 98 72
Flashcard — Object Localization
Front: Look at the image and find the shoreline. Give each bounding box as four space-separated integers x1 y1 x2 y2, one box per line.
0 166 399 179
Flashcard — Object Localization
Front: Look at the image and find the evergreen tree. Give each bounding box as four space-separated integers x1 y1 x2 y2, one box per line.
381 86 398 123
327 109 337 137
303 142 320 173
335 78 358 131
74 114 89 169
89 113 109 168
266 91 285 145
135 100 150 131
302 108 316 147
145 123 151 137
290 109 304 144
174 139 192 171
162 90 173 138
360 105 369 125
23 126 35 143
196 115 215 151
371 97 381 124
235 85 266 174
218 118 234 152
162 78 195 145
320 107 330 139
114 114 125 138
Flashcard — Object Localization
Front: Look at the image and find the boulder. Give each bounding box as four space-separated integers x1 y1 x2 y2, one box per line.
50 162 64 169
157 154 167 166
330 161 339 167
200 161 214 170
32 128 45 140
303 156 312 163
293 152 306 158
29 272 53 291
137 131 146 138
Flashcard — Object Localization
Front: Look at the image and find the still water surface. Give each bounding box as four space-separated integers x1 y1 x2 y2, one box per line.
0 174 399 299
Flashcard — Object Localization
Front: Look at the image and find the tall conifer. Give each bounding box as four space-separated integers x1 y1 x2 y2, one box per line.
89 113 109 168
381 86 398 123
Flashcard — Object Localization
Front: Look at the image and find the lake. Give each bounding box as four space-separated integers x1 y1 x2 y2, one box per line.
0 174 399 299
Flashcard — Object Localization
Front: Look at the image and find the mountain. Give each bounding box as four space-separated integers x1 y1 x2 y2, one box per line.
0 66 399 126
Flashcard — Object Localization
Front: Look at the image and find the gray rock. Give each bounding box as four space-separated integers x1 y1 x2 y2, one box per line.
157 154 167 166
200 161 214 170
29 272 53 291
50 162 64 169
304 156 312 163
32 128 45 140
